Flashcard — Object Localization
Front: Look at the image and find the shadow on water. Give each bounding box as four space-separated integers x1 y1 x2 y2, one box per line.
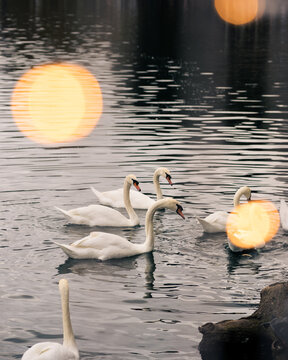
194 232 227 253
226 247 262 275
195 232 263 275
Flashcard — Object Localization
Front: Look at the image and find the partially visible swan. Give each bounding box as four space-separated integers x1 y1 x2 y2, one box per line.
91 167 173 209
196 186 252 233
55 174 141 227
54 198 185 261
21 279 79 360
280 199 288 231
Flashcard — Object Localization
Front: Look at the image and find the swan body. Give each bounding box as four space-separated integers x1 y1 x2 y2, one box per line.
227 199 273 252
22 342 76 360
91 167 173 209
196 186 252 234
280 199 288 231
22 279 78 360
56 174 141 227
196 211 229 233
227 230 266 253
54 198 185 261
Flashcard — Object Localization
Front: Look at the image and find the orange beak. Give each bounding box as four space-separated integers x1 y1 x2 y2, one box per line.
133 182 141 192
176 207 185 219
166 174 173 185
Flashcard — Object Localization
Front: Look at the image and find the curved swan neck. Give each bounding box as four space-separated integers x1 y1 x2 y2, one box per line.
123 179 138 221
233 187 250 207
144 200 167 252
60 283 77 352
144 205 157 252
153 171 163 201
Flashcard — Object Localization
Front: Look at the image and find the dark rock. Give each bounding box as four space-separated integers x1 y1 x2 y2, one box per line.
198 282 288 360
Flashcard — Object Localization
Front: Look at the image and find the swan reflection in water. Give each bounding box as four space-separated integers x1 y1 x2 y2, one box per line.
57 252 156 298
226 248 261 275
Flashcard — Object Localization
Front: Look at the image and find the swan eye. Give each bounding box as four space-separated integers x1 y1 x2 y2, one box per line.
165 173 173 185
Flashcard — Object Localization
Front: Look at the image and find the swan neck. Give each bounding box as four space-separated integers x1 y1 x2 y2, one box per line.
61 286 77 352
153 172 163 201
234 188 247 207
123 180 138 221
144 203 158 252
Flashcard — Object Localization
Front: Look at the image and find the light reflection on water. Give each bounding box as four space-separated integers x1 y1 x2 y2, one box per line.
1 1 288 359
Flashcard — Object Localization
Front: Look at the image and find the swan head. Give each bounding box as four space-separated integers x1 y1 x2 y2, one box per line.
239 186 251 200
156 198 185 219
233 186 251 207
155 167 173 185
126 174 141 192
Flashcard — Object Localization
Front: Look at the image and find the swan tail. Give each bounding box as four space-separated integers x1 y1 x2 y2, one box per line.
55 206 73 220
90 186 102 200
54 241 103 260
196 216 224 233
90 186 115 207
54 241 77 259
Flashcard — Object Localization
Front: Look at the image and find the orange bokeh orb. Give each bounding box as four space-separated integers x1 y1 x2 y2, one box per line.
214 0 263 25
11 63 103 145
226 200 280 249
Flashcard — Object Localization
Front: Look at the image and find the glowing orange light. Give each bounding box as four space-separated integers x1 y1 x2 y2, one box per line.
226 200 280 249
214 0 262 25
11 63 103 145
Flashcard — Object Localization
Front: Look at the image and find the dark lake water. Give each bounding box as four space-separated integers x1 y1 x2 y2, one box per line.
2 1 288 359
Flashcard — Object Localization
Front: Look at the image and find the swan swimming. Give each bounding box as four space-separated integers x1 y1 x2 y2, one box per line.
21 279 79 360
280 199 288 231
91 167 173 209
196 186 251 233
196 186 253 252
54 198 185 261
56 174 141 227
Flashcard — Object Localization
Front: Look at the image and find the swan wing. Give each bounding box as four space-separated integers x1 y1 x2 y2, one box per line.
129 190 155 209
55 232 141 260
91 187 154 209
56 205 136 227
205 211 228 224
22 341 78 360
72 231 128 249
280 199 288 231
90 187 124 207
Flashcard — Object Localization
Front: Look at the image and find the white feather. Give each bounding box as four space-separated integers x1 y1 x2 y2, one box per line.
54 198 184 261
91 167 172 209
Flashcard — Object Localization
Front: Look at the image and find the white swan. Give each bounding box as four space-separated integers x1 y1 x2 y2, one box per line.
54 198 185 261
55 174 141 227
22 279 79 360
91 167 173 209
227 200 273 253
196 186 252 233
280 199 288 231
